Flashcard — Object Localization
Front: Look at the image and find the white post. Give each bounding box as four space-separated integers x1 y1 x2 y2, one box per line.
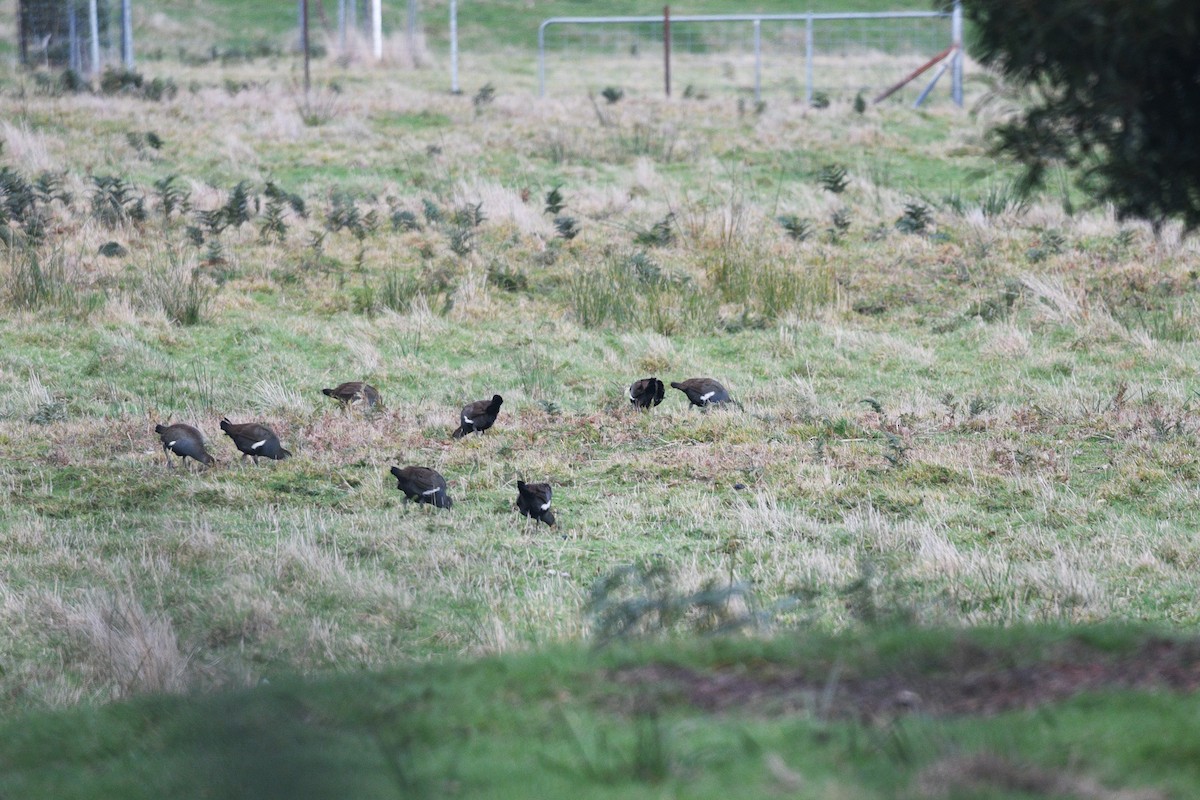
88 0 101 77
804 12 813 106
450 0 459 93
951 0 963 107
753 19 761 104
407 0 418 63
371 0 383 59
122 0 134 68
337 0 346 52
68 3 81 72
537 20 546 97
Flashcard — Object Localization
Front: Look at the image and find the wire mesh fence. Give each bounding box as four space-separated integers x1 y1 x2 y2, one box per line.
538 11 960 106
11 2 961 107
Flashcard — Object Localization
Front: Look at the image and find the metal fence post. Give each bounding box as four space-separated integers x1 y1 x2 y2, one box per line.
450 0 459 93
951 0 963 107
537 20 547 97
337 0 346 51
371 0 382 60
121 0 134 68
88 0 101 77
804 12 813 105
68 3 80 72
408 0 418 60
753 19 761 103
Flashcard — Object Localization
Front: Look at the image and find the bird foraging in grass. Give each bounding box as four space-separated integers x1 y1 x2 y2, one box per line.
516 480 555 526
627 377 665 409
670 378 730 408
154 423 216 468
219 418 292 463
391 466 453 509
452 394 503 438
322 381 381 409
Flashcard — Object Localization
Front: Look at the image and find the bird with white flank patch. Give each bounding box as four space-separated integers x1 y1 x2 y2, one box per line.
670 378 730 408
219 418 292 464
516 480 555 526
452 394 503 438
627 377 665 409
154 423 216 468
391 466 453 509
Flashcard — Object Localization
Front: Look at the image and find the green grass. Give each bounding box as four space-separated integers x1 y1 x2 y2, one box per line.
1 626 1197 799
0 5 1199 794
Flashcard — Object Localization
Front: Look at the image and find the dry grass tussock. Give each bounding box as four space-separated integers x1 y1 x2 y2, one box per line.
452 180 552 236
50 589 191 700
1 121 56 172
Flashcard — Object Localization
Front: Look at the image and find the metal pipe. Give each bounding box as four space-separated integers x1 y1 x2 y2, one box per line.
338 0 346 52
872 43 954 104
804 12 813 106
69 3 80 73
753 19 761 103
537 19 547 97
450 0 459 93
122 0 134 68
951 0 963 107
88 0 101 78
408 0 418 63
913 61 948 108
371 0 382 60
536 11 947 26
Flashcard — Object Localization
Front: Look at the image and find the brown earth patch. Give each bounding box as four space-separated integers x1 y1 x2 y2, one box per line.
611 637 1200 719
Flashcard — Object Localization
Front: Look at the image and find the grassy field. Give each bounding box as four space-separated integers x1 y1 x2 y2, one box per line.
5 625 1200 799
2 1 1200 795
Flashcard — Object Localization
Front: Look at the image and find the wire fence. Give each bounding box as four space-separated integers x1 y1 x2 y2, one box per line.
538 10 961 106
13 2 961 107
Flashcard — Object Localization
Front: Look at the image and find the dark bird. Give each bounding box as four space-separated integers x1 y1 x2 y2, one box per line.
220 418 292 463
154 423 216 468
627 377 665 409
322 381 381 409
516 480 555 526
452 394 503 438
670 378 730 407
391 466 453 509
